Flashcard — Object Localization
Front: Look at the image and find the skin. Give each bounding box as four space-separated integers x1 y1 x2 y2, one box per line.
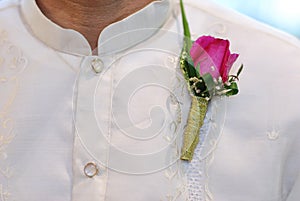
36 0 155 50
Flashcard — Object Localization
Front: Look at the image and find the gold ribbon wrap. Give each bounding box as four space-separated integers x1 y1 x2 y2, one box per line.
180 96 208 161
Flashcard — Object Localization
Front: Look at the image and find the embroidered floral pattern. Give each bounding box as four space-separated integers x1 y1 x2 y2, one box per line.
267 130 280 140
0 30 27 201
161 59 189 200
0 31 27 81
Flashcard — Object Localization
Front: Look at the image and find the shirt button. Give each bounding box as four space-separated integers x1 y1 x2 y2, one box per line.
91 58 104 73
84 162 99 178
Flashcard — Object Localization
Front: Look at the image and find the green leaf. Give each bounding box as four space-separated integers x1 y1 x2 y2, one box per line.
237 64 244 77
194 79 209 98
180 0 191 39
179 0 197 83
194 62 200 78
180 0 192 50
183 56 198 78
202 73 215 96
225 82 239 96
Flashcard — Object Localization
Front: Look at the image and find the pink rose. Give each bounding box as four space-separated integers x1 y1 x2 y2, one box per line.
190 35 239 82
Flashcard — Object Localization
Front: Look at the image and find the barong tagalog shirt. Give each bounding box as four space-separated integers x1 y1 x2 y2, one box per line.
0 0 300 200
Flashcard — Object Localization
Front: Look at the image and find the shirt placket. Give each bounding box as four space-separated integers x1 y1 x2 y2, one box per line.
72 55 113 201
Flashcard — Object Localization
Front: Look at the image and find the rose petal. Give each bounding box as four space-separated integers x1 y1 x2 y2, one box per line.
221 52 239 82
190 36 221 79
190 35 239 82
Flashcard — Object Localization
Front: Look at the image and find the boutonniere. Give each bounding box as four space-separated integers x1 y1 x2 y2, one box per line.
179 0 243 161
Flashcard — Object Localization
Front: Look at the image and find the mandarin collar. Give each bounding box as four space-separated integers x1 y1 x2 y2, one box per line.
21 0 171 56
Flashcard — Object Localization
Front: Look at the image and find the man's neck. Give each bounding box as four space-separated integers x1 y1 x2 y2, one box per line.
36 0 154 50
